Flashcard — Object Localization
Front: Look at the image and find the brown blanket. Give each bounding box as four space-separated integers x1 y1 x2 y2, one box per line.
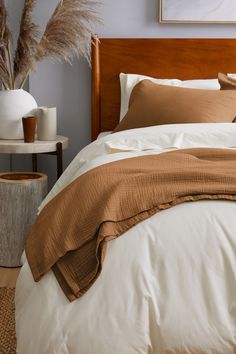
26 148 236 301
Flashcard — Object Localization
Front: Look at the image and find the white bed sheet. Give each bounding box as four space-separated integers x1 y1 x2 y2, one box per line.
97 131 112 139
16 124 236 354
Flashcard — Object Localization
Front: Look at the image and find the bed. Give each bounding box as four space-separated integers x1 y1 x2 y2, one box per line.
15 38 236 353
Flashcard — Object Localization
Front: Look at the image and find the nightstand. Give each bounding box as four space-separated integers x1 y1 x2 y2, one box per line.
0 172 48 267
0 136 69 179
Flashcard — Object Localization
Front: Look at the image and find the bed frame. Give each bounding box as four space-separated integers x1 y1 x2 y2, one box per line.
91 37 236 140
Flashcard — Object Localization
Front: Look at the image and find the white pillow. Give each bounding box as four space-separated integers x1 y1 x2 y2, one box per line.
109 123 236 152
119 73 220 121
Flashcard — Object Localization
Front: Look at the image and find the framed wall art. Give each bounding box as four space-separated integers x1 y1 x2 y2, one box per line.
159 0 236 24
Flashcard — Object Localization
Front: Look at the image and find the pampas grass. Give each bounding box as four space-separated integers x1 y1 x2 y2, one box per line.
14 0 39 88
35 0 99 63
0 0 100 90
0 0 11 89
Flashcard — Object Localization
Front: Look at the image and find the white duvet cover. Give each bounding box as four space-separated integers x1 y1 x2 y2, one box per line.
16 124 236 354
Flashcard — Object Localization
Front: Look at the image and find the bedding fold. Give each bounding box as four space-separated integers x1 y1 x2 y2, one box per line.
26 148 236 301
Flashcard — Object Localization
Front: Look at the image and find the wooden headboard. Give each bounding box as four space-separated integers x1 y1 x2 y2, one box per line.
91 37 236 140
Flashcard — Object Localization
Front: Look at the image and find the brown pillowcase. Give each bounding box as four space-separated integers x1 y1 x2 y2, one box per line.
114 79 236 133
218 72 236 90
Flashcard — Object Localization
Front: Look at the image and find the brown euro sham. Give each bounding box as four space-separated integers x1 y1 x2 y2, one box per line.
114 79 236 133
218 72 236 90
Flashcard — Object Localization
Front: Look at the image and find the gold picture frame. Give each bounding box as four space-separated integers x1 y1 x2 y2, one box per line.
159 0 236 24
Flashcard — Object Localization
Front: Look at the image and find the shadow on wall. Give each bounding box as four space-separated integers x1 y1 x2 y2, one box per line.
146 0 159 24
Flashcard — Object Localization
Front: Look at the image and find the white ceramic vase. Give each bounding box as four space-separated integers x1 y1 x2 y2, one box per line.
0 89 37 139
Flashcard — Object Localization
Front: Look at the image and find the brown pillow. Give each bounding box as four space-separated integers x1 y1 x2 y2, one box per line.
218 72 236 90
114 80 236 133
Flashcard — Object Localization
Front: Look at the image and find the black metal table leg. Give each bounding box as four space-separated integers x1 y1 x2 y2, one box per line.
56 142 63 179
32 154 38 172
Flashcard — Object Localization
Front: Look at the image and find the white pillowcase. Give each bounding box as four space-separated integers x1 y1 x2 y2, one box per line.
119 73 220 121
108 123 236 152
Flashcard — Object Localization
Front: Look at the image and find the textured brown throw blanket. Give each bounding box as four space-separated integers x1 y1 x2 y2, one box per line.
26 148 236 301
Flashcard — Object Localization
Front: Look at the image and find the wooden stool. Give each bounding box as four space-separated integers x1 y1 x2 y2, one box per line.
0 172 48 267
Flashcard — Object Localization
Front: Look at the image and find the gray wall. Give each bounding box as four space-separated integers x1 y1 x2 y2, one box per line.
1 0 236 188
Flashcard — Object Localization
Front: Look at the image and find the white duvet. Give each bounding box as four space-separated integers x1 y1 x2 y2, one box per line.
16 124 236 354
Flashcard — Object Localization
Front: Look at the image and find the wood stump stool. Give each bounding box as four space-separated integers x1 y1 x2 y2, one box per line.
0 172 48 267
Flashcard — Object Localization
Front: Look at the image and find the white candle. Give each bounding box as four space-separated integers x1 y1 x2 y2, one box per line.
37 107 57 141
